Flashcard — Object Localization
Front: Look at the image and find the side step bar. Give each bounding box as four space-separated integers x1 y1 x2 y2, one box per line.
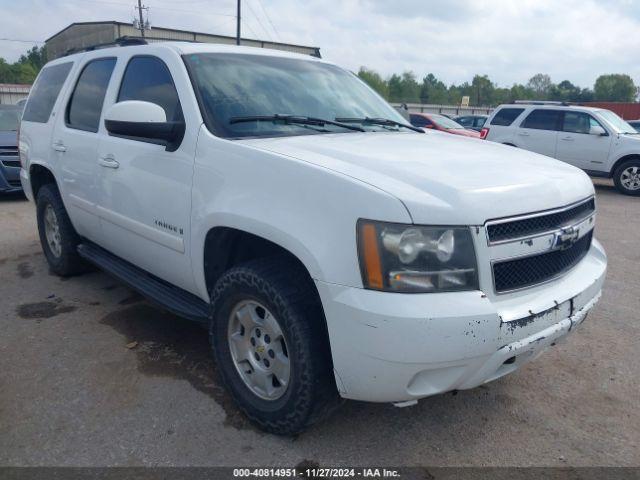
77 243 209 324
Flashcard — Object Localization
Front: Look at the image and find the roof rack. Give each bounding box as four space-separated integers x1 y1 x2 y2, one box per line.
513 100 572 106
62 36 200 57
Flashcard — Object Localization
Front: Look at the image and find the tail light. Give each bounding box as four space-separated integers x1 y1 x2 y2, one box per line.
479 127 489 140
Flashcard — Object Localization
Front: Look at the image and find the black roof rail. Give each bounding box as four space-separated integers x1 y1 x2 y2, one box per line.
62 35 204 57
512 100 572 106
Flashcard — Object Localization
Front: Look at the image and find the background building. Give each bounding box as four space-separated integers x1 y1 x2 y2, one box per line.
0 83 30 105
45 21 321 60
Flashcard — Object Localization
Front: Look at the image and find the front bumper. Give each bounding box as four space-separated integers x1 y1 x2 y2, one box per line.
0 162 22 193
316 239 606 403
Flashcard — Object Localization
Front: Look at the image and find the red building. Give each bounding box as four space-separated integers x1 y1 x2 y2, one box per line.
581 102 640 120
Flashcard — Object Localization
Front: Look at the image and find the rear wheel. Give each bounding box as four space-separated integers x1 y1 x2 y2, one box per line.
36 183 87 276
613 159 640 196
209 258 339 435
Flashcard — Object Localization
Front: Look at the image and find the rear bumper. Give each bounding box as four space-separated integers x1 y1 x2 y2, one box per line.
316 239 606 403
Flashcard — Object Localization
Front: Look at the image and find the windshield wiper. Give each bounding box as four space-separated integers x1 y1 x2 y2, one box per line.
229 114 365 132
335 117 424 133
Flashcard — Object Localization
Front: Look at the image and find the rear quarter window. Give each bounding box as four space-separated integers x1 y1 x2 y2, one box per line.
490 108 525 126
22 62 73 123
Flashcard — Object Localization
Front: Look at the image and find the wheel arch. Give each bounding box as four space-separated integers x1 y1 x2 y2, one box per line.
610 154 640 177
29 162 59 199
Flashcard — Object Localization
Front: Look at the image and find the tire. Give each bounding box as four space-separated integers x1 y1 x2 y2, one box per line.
36 183 87 276
209 257 339 435
613 159 640 196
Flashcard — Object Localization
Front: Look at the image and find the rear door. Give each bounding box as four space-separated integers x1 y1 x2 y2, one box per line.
556 111 612 171
515 109 562 157
53 56 117 239
19 61 74 199
95 53 198 293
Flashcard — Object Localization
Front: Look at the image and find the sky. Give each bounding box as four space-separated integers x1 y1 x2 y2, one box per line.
1 0 640 89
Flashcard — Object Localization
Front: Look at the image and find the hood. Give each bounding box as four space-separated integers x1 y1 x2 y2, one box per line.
239 131 595 225
0 130 17 147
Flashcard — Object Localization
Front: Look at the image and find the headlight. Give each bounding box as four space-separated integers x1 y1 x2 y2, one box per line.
357 220 479 293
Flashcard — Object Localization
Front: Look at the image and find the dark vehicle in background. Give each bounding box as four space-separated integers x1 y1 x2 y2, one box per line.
454 114 488 132
0 105 23 194
628 120 640 133
409 112 481 138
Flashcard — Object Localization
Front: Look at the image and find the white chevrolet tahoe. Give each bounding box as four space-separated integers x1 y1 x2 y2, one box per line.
19 41 607 435
481 102 640 195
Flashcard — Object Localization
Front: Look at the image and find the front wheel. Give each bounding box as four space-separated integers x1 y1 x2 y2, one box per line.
209 258 338 435
613 159 640 196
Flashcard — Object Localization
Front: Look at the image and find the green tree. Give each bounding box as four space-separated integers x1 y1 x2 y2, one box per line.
388 71 420 103
419 73 448 104
527 73 553 99
357 67 389 99
19 46 47 71
471 74 495 106
593 74 637 102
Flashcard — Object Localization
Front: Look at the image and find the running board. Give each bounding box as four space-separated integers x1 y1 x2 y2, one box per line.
77 243 209 324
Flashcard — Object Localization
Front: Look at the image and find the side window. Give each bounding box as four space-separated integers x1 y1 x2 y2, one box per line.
562 112 600 134
22 62 73 123
490 108 524 126
475 117 486 128
457 117 472 126
118 56 183 122
66 58 117 132
521 109 562 131
410 115 428 127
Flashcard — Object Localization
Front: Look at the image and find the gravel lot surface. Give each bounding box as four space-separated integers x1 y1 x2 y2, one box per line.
0 179 638 467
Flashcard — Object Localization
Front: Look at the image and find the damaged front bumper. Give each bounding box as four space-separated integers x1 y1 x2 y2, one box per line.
316 239 606 403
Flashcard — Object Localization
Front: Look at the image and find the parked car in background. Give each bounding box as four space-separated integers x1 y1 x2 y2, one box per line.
0 104 23 194
410 112 481 138
20 42 605 435
482 102 640 195
454 114 488 132
628 120 640 133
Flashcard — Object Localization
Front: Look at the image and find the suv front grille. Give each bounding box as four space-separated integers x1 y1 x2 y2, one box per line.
487 198 595 243
493 230 593 293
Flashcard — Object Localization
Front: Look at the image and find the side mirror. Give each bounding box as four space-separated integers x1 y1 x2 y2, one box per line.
589 125 607 136
104 100 185 151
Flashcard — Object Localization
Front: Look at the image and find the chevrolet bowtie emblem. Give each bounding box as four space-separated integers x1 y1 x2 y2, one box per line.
553 226 580 250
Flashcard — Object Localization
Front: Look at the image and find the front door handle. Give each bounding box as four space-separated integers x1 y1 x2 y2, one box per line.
561 137 575 142
52 141 66 152
98 155 119 169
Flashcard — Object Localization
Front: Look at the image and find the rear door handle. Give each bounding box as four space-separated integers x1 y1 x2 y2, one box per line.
98 155 119 169
518 132 530 137
52 141 66 152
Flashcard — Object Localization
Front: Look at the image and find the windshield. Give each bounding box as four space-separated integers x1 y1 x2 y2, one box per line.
0 107 21 131
430 114 464 129
597 110 637 134
183 53 409 138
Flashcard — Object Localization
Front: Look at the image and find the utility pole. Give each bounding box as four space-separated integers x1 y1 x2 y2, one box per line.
137 0 146 38
236 0 241 45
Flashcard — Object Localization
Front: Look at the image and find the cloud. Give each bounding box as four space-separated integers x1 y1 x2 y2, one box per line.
0 0 639 89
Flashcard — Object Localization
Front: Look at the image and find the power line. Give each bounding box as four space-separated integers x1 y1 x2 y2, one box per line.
256 0 281 41
0 38 45 44
244 0 273 41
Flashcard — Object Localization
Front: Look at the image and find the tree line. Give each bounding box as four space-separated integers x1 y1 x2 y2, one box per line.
357 68 638 106
0 46 47 84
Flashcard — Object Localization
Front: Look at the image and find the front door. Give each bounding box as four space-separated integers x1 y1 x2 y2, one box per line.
556 111 612 171
96 54 198 293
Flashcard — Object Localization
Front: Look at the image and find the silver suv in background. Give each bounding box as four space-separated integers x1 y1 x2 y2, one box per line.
0 105 23 194
481 101 640 195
